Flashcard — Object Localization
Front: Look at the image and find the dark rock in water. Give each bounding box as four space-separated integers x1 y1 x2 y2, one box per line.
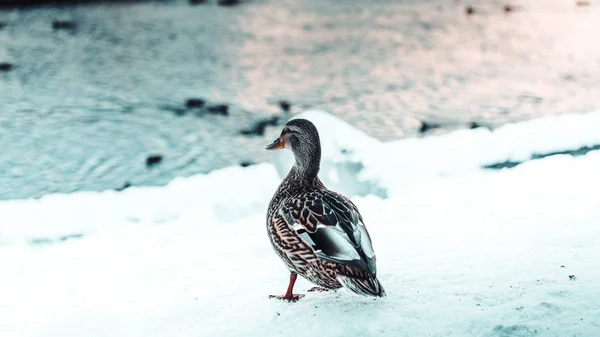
483 160 521 170
185 98 205 109
530 144 600 160
239 161 254 167
52 20 76 31
465 6 474 15
279 100 291 112
189 0 206 5
469 122 487 129
484 143 600 170
146 155 163 168
560 265 565 268
206 104 229 115
569 274 576 280
419 121 440 133
0 62 13 72
218 0 240 6
503 4 513 13
241 116 280 136
115 181 132 192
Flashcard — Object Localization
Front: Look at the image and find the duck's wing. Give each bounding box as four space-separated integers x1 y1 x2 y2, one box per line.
282 191 377 275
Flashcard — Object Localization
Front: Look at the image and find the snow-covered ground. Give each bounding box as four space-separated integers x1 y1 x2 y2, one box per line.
1 111 600 337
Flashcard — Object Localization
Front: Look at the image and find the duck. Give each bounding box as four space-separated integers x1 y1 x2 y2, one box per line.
265 118 385 301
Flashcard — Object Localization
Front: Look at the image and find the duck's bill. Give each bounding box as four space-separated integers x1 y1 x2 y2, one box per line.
265 137 285 151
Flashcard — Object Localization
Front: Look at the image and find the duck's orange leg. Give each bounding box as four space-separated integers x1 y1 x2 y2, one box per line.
269 273 305 302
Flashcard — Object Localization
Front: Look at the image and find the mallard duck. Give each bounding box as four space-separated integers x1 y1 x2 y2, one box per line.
265 118 385 301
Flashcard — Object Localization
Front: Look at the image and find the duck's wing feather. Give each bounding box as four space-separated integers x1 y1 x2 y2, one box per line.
282 191 377 275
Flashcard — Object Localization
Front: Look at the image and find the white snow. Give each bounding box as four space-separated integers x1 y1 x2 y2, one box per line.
2 111 600 337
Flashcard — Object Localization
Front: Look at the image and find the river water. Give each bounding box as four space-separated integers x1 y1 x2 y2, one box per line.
1 0 599 200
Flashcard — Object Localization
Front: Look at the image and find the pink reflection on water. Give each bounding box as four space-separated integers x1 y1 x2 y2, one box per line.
230 0 600 140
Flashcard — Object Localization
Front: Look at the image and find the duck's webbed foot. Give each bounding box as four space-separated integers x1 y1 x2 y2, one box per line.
268 294 305 302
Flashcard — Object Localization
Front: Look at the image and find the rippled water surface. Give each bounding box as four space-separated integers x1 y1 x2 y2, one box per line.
1 0 599 200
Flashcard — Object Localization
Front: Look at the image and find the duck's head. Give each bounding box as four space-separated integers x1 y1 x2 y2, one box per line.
266 118 321 176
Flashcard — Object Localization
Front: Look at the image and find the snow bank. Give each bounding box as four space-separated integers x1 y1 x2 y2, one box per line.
1 147 599 337
274 110 600 198
370 110 600 196
1 111 600 337
0 163 280 245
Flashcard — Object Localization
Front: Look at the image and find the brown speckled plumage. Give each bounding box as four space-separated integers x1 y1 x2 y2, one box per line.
265 119 385 299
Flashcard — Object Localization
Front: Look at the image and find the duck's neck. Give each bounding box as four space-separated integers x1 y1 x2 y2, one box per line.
292 144 321 180
280 146 322 193
280 166 323 196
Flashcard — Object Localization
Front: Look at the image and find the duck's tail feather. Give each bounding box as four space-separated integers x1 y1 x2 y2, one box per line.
337 274 386 297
